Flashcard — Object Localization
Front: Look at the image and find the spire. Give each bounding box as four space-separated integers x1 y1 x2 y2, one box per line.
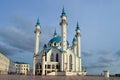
61 7 66 16
36 17 40 25
76 22 80 31
53 28 57 37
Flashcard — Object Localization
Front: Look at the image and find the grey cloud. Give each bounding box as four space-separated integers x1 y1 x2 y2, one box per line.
83 54 115 70
115 50 120 56
0 41 21 56
82 51 94 56
85 62 112 69
98 56 115 64
0 26 35 52
96 50 112 55
0 14 56 57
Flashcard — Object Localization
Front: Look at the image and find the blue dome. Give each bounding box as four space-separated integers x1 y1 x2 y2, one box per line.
48 36 69 45
49 36 61 44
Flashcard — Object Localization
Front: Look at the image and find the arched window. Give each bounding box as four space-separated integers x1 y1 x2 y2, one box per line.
69 55 72 71
54 43 56 46
51 53 54 61
36 63 41 69
56 53 59 62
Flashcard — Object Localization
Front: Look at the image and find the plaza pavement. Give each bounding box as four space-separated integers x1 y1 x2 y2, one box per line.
0 75 120 80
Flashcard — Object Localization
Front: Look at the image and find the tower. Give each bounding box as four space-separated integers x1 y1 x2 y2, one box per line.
59 7 68 71
33 18 41 75
59 7 68 51
75 22 82 72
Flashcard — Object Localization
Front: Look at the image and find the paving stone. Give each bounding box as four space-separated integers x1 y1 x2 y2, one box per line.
0 75 120 80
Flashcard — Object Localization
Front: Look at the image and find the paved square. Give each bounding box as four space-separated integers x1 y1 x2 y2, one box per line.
0 75 120 80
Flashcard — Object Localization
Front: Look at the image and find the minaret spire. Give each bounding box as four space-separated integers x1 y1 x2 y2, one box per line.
76 21 80 31
53 28 57 37
62 6 66 16
36 17 40 25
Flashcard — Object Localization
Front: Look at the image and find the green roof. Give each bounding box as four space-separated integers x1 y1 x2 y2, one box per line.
15 61 28 64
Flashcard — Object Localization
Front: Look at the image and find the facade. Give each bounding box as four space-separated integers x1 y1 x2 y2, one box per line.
15 62 30 75
33 8 86 76
0 53 15 74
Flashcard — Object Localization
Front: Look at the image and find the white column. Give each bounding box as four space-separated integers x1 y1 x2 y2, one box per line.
79 58 82 72
33 57 36 75
60 53 64 71
67 55 69 71
76 57 78 72
34 29 40 55
61 24 67 51
74 56 76 72
77 35 80 57
42 56 45 75
73 56 75 71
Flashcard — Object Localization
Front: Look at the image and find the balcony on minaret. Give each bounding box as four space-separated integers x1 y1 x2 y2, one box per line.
60 20 68 26
34 28 41 34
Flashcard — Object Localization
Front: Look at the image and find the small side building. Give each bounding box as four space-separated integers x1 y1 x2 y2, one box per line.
0 53 15 74
15 62 30 75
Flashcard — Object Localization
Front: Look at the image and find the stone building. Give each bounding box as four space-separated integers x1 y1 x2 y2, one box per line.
0 53 15 74
15 62 30 75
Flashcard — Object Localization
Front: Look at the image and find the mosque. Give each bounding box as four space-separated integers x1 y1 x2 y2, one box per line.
33 8 86 76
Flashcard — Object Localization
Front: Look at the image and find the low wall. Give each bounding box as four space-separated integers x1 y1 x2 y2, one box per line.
47 71 87 76
47 72 65 76
78 72 87 76
65 72 77 76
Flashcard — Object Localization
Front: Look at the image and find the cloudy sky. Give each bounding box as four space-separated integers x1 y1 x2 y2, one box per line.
0 0 120 75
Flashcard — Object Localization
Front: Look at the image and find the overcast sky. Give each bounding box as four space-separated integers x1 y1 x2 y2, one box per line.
0 0 120 75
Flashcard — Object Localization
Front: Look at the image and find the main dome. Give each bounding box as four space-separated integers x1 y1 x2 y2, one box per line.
49 36 61 44
48 35 69 46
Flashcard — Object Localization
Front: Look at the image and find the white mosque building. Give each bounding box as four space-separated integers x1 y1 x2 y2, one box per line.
33 8 86 76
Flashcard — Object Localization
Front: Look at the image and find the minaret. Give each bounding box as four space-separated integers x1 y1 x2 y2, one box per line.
33 18 41 75
59 7 68 51
75 22 82 72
